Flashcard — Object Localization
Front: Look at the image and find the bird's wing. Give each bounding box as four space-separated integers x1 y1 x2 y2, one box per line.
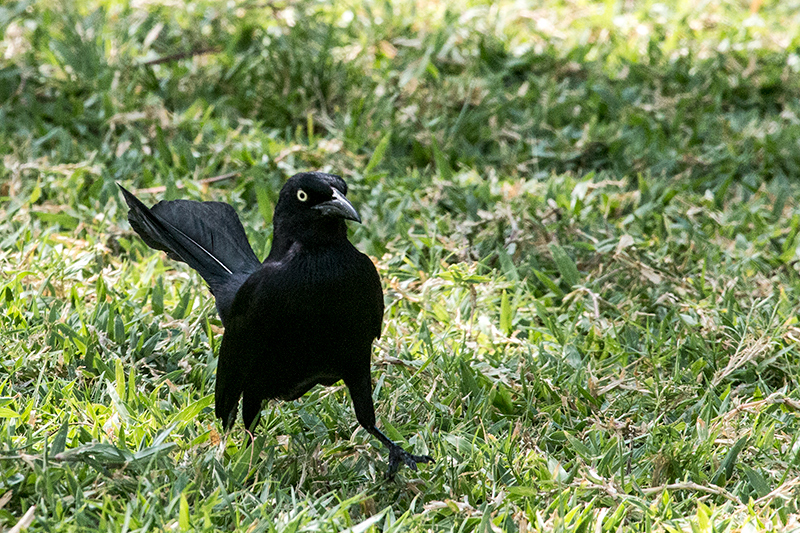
214 268 277 429
215 317 245 430
214 262 296 429
215 309 260 430
364 254 385 340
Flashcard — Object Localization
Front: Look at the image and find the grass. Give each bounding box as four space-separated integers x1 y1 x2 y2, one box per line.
2 0 800 530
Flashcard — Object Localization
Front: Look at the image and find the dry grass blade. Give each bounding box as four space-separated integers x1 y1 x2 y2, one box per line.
711 334 773 388
3 0 800 529
641 482 740 504
8 505 36 533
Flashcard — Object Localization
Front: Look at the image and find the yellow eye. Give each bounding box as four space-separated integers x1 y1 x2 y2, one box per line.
297 189 308 202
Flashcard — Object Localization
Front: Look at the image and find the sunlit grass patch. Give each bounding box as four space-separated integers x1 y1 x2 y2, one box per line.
2 0 800 530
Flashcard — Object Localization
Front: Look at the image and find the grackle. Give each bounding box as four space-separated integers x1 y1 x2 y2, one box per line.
119 172 433 476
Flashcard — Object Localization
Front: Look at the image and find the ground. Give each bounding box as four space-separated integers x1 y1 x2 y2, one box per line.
2 0 800 531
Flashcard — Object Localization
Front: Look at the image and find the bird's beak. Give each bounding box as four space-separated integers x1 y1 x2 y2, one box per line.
313 188 362 223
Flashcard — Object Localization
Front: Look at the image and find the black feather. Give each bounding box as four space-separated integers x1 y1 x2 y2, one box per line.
119 173 433 477
119 186 260 323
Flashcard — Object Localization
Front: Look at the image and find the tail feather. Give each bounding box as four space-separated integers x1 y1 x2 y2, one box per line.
119 185 261 319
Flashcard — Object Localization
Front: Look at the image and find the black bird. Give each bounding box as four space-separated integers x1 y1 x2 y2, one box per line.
119 172 433 476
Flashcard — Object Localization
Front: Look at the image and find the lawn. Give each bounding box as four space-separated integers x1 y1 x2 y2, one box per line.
2 0 800 530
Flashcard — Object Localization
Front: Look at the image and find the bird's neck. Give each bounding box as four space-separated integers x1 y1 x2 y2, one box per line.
269 220 349 260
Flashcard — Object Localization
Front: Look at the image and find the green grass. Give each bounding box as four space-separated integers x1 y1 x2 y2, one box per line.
2 0 800 530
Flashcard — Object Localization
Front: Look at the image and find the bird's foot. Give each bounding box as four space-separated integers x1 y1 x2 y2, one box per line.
386 444 434 478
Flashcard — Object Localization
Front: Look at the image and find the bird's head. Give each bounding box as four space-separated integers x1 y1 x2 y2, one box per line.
271 172 362 250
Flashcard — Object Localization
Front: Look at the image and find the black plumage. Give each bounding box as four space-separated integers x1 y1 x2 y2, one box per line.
120 172 433 476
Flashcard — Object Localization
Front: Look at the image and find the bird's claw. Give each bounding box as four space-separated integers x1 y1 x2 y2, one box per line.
386 445 434 478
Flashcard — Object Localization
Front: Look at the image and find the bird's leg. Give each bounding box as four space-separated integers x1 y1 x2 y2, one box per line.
240 391 263 447
345 370 433 477
364 425 434 478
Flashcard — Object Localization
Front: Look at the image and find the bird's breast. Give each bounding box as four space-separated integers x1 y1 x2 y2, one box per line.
263 244 380 332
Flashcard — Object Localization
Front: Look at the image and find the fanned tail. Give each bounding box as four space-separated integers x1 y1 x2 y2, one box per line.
119 185 261 322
